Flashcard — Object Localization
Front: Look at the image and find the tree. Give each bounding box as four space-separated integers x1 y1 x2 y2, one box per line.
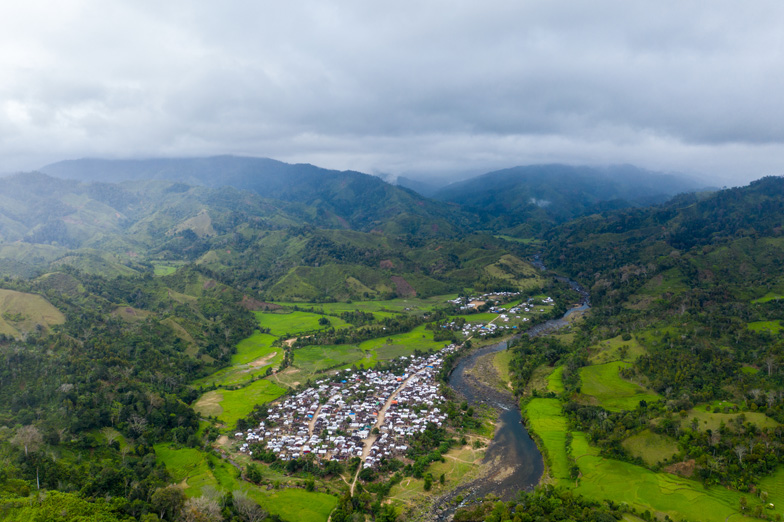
151 484 186 521
232 490 267 522
11 425 42 456
181 496 223 522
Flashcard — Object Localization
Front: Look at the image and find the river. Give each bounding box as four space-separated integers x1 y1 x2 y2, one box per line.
436 264 590 516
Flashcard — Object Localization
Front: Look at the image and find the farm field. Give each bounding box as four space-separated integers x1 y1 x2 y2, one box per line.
621 430 679 466
526 401 779 521
546 366 564 394
524 398 571 482
193 379 286 426
578 361 661 412
281 325 450 385
253 310 351 337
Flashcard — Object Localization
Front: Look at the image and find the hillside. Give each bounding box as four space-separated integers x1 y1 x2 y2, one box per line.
40 156 477 236
433 164 704 235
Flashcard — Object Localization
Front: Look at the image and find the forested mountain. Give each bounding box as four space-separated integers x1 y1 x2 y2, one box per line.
40 156 476 236
433 164 705 235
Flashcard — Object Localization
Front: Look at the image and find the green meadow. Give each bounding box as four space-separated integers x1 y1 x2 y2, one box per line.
525 400 779 521
254 310 351 337
588 335 646 364
546 366 564 394
155 444 337 522
194 332 282 387
685 407 779 432
290 325 450 376
193 379 286 426
524 399 571 481
578 361 661 412
621 430 679 466
747 320 783 334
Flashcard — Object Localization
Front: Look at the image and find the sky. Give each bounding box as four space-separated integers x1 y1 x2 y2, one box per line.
1 1 783 185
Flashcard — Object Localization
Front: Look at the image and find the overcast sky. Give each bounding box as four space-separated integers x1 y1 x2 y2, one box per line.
1 1 783 185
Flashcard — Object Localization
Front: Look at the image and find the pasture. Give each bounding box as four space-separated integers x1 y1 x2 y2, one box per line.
155 444 336 522
747 320 783 334
254 310 351 337
194 333 282 388
193 379 286 427
578 361 660 412
587 335 646 364
621 430 679 466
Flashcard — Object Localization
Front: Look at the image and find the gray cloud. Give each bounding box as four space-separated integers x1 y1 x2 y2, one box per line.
1 0 783 184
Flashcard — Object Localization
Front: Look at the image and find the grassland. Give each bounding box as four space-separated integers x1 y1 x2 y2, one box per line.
621 430 679 466
751 292 784 303
578 361 661 412
155 444 337 522
747 320 783 334
525 399 781 521
685 407 779 432
193 379 286 426
254 311 351 337
493 349 513 386
194 332 282 388
0 288 65 338
546 366 564 394
587 335 646 364
524 399 571 482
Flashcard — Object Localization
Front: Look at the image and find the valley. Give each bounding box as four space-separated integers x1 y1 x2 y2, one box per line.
0 161 783 522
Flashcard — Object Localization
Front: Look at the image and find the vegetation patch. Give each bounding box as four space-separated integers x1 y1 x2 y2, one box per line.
747 320 783 334
524 398 571 481
621 429 679 466
0 288 65 338
254 310 350 336
578 361 661 412
587 334 646 364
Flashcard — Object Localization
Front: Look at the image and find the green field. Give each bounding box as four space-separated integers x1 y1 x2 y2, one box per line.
621 430 679 466
493 349 513 386
153 264 178 276
751 292 784 303
525 399 571 481
0 288 65 338
526 400 779 521
193 379 286 426
747 320 783 334
155 444 336 522
254 311 351 337
588 335 646 364
286 325 449 382
546 366 564 394
194 332 282 387
578 361 661 412
685 407 779 432
275 294 456 316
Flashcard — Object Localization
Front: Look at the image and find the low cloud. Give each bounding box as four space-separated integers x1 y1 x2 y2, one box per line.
1 1 783 184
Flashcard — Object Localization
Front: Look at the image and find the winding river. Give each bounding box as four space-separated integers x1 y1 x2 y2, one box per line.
439 262 590 513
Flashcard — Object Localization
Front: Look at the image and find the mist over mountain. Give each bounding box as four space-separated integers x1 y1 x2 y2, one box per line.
40 156 475 236
430 164 706 234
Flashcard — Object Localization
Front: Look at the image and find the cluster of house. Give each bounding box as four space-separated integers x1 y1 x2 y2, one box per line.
440 295 556 337
234 345 458 468
447 291 522 310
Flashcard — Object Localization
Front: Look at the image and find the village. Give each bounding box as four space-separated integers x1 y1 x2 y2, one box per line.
445 293 556 337
235 345 457 469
